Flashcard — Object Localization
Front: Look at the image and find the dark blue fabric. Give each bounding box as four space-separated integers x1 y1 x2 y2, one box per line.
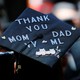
0 8 80 67
70 38 80 70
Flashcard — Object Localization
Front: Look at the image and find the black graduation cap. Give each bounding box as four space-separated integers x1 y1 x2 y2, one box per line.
0 8 80 67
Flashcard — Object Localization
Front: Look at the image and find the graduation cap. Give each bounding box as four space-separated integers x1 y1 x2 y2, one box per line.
0 8 80 67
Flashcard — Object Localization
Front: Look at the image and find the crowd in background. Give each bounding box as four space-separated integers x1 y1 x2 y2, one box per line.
0 0 80 80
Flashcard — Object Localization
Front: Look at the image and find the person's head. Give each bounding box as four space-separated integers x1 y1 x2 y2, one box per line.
72 11 80 28
52 2 77 26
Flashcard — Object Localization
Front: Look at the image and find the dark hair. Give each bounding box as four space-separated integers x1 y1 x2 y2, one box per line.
64 20 74 26
0 5 5 10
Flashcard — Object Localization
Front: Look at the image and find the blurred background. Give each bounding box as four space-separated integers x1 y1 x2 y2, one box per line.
0 0 80 32
0 0 79 33
0 0 80 80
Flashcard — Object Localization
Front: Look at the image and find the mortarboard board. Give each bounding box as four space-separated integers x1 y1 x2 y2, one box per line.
0 8 80 67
